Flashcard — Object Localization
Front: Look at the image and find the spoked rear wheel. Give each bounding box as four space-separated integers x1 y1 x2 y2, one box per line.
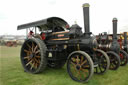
67 51 94 83
20 38 47 73
94 49 110 74
119 50 128 66
107 51 120 70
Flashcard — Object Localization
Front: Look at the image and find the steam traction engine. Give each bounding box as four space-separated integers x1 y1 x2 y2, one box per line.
17 3 110 82
97 18 128 70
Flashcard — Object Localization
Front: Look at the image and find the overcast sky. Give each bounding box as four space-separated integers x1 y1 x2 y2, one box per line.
0 0 128 35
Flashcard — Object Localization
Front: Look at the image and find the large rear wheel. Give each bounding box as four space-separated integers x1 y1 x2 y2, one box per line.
107 51 120 70
20 38 47 73
67 51 94 83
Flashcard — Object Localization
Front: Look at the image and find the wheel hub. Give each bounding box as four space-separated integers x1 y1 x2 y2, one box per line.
30 53 35 58
76 65 81 70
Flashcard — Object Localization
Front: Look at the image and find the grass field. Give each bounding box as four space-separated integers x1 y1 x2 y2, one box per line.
0 46 128 85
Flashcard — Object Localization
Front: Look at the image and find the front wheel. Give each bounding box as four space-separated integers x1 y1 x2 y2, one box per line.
107 51 120 70
67 51 94 83
119 50 128 66
94 49 110 74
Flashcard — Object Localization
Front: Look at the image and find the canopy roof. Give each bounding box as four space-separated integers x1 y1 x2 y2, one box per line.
17 17 69 30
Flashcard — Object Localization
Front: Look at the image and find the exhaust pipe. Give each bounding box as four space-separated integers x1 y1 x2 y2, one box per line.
112 18 118 40
83 3 90 37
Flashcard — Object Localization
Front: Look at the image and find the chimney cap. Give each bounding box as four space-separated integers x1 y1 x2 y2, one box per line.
83 3 90 7
113 17 118 21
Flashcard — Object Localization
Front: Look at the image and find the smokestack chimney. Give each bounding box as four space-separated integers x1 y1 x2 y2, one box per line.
124 32 127 45
112 18 118 40
83 3 90 34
